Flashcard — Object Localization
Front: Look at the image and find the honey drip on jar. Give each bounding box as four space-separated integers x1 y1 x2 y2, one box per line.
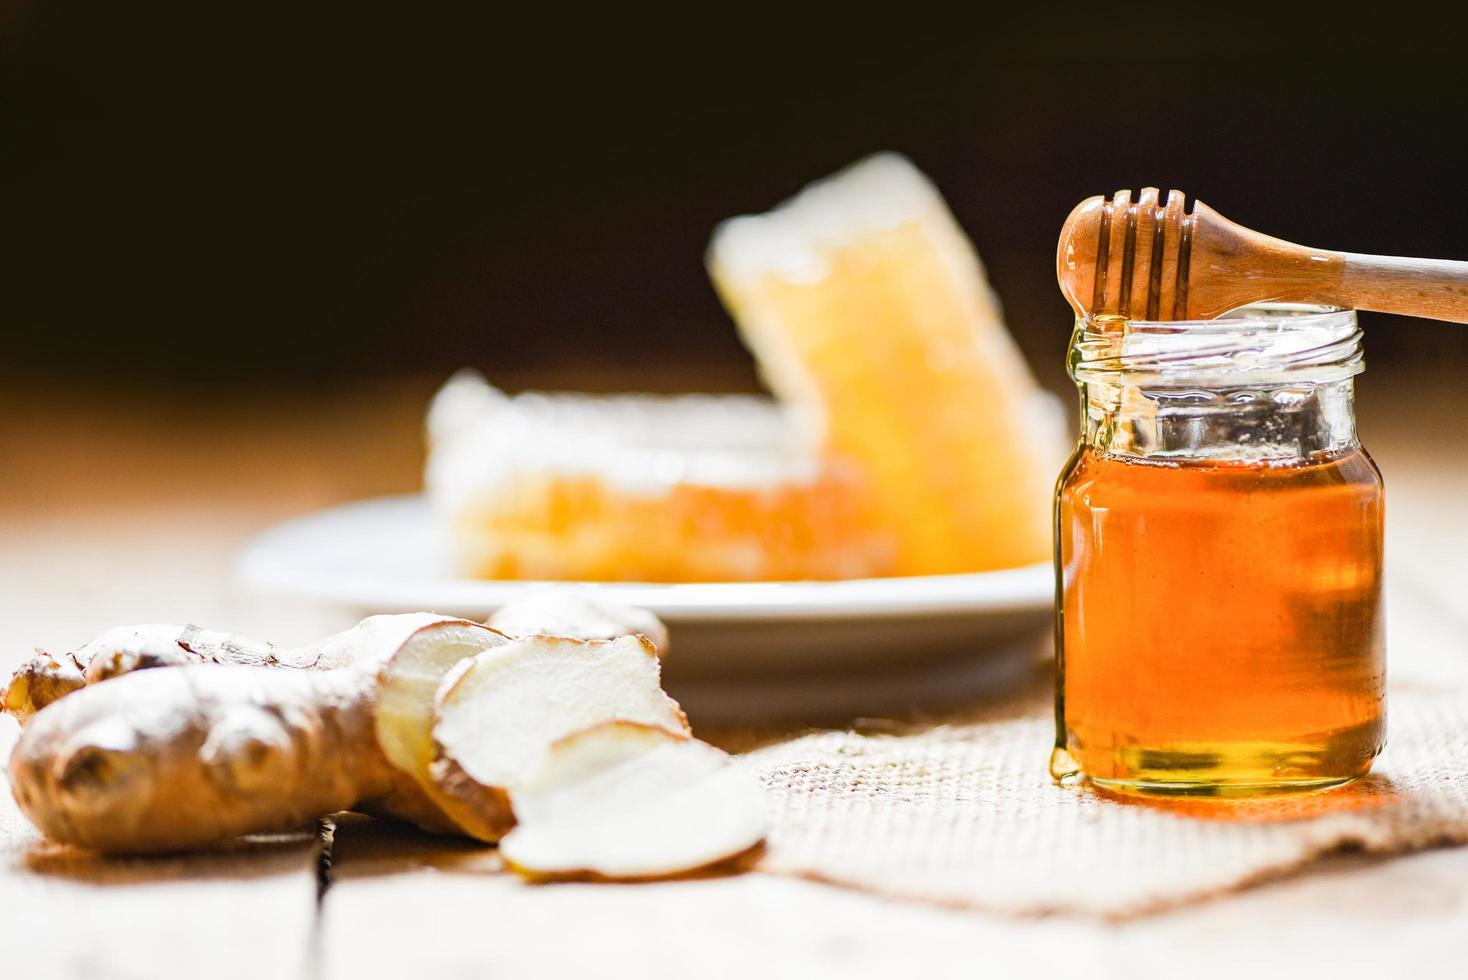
1053 447 1385 797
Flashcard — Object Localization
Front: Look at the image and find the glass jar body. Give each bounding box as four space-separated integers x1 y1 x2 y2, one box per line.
1051 307 1386 797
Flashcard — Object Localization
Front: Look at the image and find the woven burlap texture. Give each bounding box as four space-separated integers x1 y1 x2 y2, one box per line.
745 586 1468 918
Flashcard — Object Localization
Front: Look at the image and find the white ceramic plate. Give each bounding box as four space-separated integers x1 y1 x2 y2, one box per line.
237 495 1054 718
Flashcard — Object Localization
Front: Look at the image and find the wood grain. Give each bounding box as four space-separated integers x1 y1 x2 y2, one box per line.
1059 192 1468 323
314 796 1468 980
0 375 1464 978
0 723 324 980
0 383 394 980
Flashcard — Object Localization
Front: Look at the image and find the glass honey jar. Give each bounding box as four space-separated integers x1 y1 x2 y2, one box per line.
1050 304 1385 797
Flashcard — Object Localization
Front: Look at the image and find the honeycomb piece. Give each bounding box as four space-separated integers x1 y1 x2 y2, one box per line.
708 154 1067 575
426 372 893 582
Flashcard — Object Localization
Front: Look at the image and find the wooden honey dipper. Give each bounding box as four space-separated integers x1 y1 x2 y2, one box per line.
1057 188 1468 323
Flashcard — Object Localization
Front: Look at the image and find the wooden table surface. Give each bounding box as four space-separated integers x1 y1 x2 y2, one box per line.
2 367 1465 980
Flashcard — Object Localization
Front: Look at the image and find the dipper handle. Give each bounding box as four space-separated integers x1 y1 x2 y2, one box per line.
1057 189 1468 323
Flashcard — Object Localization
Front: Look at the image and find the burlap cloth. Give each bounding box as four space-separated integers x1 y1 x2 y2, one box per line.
742 586 1468 918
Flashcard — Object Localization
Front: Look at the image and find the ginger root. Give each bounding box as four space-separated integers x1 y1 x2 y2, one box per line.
3 598 767 875
3 651 85 725
5 614 505 851
1 592 668 727
11 665 395 851
5 623 322 723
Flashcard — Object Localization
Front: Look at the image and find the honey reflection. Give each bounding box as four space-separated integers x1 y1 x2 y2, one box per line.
1091 774 1401 823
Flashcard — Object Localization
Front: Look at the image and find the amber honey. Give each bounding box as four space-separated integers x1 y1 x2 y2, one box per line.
1053 445 1385 796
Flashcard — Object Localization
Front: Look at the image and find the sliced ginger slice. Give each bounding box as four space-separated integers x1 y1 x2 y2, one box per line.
428 635 688 841
500 721 769 880
487 588 671 654
372 618 511 836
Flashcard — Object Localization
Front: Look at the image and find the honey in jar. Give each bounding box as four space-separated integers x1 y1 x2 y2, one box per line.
1050 305 1385 796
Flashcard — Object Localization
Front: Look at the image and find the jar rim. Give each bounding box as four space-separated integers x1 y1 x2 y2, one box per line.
1070 303 1363 387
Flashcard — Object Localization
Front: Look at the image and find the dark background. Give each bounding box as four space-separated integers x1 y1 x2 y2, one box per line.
5 5 1468 394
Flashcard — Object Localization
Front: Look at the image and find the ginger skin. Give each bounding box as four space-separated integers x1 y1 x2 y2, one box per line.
3 652 86 725
3 598 673 854
3 592 668 724
3 623 344 723
5 614 502 852
10 666 399 851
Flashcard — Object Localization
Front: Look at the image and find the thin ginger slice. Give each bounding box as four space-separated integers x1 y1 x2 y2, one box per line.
487 588 670 654
500 721 769 880
371 619 511 837
428 635 689 841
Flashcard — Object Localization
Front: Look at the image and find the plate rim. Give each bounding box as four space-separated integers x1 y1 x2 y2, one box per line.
236 494 1056 622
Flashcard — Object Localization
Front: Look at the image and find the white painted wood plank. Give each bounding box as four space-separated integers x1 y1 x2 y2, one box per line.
1 721 323 980
318 809 1467 980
